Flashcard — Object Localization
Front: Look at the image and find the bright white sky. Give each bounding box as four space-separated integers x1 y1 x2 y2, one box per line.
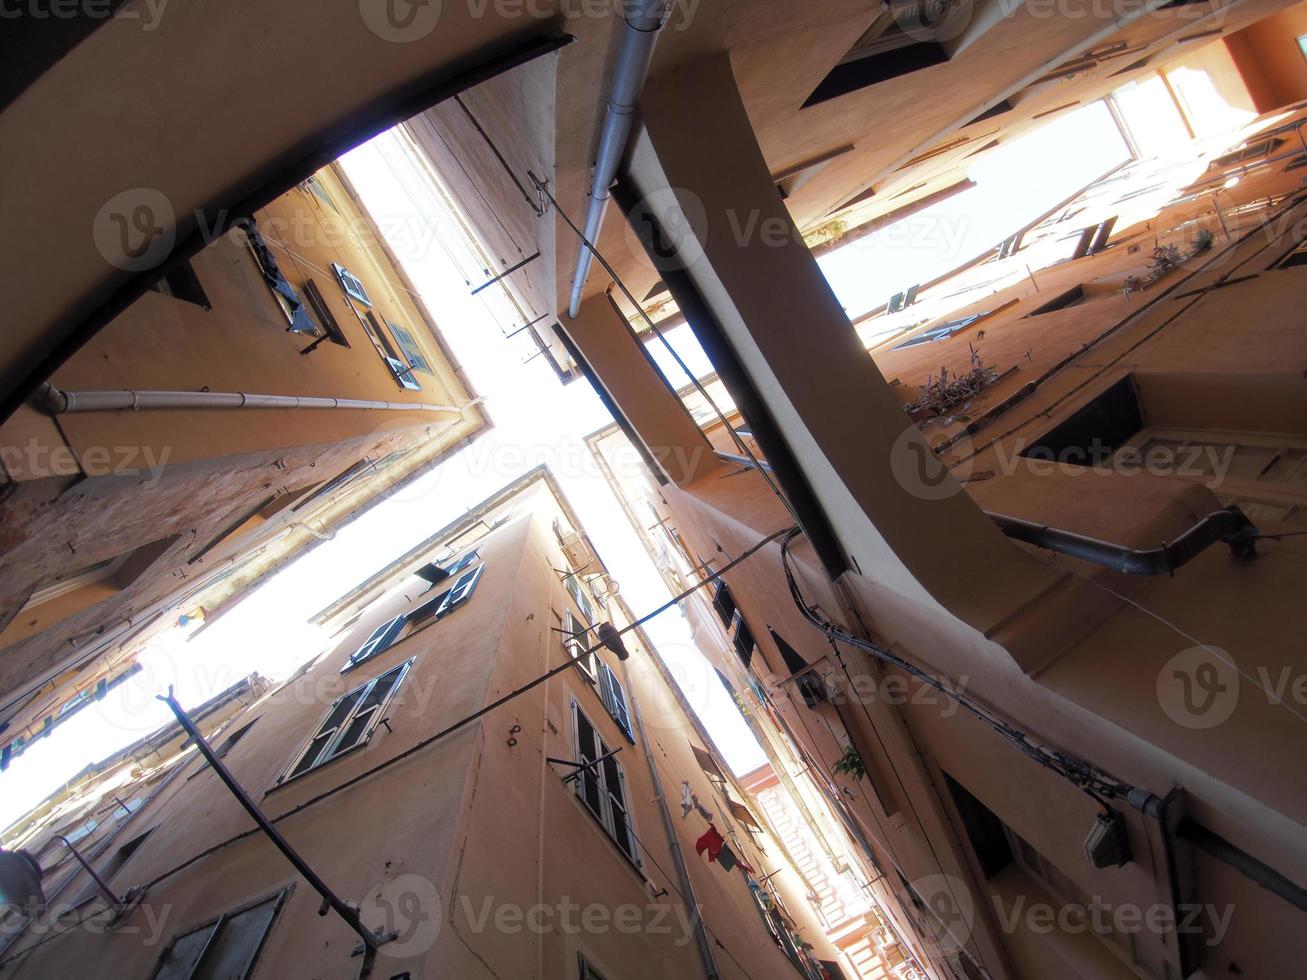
818 101 1128 318
1 100 1130 832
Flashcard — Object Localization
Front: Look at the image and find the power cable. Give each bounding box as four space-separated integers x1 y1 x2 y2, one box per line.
778 528 1138 811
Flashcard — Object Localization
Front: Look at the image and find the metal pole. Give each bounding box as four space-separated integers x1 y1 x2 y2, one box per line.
56 836 123 911
469 251 541 295
155 691 385 957
623 676 721 979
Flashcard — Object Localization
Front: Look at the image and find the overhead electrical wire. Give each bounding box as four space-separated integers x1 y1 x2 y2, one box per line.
777 527 1139 812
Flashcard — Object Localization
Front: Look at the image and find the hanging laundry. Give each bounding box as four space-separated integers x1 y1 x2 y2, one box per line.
694 797 714 821
721 845 755 875
680 781 694 818
694 824 725 862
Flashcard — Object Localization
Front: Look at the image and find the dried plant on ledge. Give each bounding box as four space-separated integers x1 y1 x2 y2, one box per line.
903 343 1000 420
1122 228 1213 295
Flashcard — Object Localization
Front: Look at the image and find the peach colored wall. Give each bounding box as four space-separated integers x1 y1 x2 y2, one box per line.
1228 3 1307 111
600 106 1307 979
0 488 836 980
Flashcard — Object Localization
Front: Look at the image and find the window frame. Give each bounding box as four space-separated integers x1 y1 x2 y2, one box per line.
385 318 434 374
596 660 635 744
332 261 373 307
563 609 597 681
565 573 597 626
570 701 640 868
239 221 317 335
362 312 422 391
435 563 484 617
149 887 289 980
280 660 412 784
341 614 409 673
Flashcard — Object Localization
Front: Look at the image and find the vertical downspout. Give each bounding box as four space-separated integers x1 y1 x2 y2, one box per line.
625 679 721 978
566 0 670 318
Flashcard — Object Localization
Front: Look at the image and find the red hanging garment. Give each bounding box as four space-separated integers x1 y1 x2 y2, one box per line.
694 824 725 862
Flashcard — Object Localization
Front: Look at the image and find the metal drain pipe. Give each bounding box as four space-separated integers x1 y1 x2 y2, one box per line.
986 505 1258 575
566 0 670 318
35 383 472 417
713 451 1259 575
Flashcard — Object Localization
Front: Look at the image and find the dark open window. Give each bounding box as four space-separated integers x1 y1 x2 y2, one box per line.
943 772 1012 878
151 261 211 310
1023 284 1087 317
1020 376 1143 465
805 42 949 107
301 279 350 348
891 312 987 350
803 4 971 107
75 827 155 906
711 581 736 626
769 627 826 707
732 614 756 668
966 100 1014 127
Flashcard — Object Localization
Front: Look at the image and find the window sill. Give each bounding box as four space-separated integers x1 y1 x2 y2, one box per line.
568 792 648 885
264 735 375 797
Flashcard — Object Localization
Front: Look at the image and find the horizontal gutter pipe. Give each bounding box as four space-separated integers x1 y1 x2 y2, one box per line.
566 0 669 318
987 506 1258 575
713 451 1259 575
35 383 476 417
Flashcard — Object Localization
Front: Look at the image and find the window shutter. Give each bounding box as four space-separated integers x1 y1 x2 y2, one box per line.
331 664 406 757
345 615 407 670
436 564 484 617
288 688 366 778
565 575 594 624
564 611 595 679
287 662 411 780
386 319 432 373
332 262 373 306
240 220 316 334
573 706 603 816
151 892 283 980
443 551 479 577
602 750 637 862
598 663 634 743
